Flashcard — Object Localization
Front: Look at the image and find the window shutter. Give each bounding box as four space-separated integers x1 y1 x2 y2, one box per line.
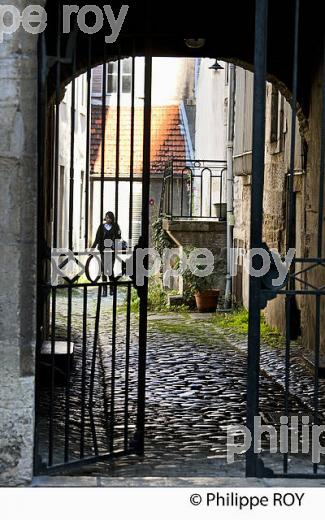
91 65 103 96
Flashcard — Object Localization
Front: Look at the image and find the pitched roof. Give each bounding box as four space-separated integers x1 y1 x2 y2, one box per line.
90 105 187 175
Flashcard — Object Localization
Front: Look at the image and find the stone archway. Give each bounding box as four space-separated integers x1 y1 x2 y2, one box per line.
1 0 325 485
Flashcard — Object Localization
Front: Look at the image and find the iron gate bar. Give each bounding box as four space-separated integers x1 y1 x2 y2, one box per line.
85 36 92 249
89 285 101 457
110 283 118 452
99 330 111 452
124 284 131 451
291 278 322 292
246 0 268 478
190 166 193 218
48 1 63 467
64 39 77 465
284 0 300 476
81 284 87 458
53 280 134 289
115 56 121 223
318 35 325 260
40 448 135 475
266 289 325 296
284 293 292 474
129 56 136 244
80 34 92 460
91 40 107 460
171 159 174 216
100 56 106 232
209 169 212 218
293 258 325 262
314 294 321 474
65 285 72 462
125 49 135 449
136 46 152 454
34 30 47 474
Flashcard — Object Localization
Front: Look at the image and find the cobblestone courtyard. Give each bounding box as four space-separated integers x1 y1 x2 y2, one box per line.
37 287 325 478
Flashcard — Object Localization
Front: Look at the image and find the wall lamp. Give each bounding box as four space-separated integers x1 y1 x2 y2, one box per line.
209 59 224 71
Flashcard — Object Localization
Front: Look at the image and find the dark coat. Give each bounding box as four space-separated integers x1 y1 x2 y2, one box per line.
92 223 121 252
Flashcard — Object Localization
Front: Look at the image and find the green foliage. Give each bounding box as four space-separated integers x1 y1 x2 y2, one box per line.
212 308 249 333
119 276 169 313
147 276 168 311
181 246 219 305
212 307 284 348
151 217 174 256
148 319 199 336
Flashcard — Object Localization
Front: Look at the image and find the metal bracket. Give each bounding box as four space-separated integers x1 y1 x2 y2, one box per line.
259 242 288 309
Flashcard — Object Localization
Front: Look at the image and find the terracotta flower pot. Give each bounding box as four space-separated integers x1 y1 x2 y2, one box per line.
195 289 220 313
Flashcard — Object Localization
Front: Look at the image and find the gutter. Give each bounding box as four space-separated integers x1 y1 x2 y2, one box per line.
225 63 236 308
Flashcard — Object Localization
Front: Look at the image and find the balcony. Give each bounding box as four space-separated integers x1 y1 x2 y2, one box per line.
159 159 227 221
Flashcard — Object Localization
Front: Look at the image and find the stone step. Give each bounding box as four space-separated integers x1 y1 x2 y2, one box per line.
40 341 75 386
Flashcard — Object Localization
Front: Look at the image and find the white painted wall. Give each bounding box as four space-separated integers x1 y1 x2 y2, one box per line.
92 57 195 106
195 59 227 160
152 58 194 105
195 59 228 215
58 73 87 250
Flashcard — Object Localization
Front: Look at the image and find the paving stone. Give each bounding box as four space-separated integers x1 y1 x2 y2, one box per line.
32 476 98 487
36 301 325 479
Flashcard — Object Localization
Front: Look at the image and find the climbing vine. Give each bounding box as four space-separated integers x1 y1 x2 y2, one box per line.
151 217 174 256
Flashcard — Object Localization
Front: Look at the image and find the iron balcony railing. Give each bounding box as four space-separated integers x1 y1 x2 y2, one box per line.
159 159 227 220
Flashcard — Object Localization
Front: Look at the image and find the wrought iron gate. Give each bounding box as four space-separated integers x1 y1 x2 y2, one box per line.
34 0 325 479
34 11 152 474
247 0 325 478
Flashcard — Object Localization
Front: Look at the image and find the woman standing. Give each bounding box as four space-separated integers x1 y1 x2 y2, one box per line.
92 211 121 296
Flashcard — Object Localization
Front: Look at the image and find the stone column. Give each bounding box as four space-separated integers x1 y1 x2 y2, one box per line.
0 1 42 485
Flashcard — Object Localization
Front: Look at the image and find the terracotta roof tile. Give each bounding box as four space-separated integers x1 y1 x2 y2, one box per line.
90 105 187 175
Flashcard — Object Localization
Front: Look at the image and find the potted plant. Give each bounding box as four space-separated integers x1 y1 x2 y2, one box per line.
182 261 220 313
193 276 220 312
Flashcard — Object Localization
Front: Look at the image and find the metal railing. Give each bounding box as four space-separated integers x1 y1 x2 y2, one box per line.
159 159 227 220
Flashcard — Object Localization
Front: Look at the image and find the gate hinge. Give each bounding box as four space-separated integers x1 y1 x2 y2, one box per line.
259 242 288 309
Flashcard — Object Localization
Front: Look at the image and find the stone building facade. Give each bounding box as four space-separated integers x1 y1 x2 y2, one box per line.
0 1 44 485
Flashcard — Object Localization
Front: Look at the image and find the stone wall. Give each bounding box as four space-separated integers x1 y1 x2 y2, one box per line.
298 62 325 356
162 218 227 292
233 72 305 334
0 1 42 485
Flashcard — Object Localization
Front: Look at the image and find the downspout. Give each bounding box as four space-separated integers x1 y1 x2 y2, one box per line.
224 63 236 308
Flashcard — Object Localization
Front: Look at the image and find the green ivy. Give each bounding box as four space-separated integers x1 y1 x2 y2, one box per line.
151 217 174 257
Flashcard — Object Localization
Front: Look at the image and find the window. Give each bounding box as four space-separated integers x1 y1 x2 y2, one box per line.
270 85 279 143
269 84 284 152
107 58 132 95
225 62 229 86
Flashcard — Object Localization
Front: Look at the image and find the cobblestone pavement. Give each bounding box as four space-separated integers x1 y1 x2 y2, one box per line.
37 287 325 478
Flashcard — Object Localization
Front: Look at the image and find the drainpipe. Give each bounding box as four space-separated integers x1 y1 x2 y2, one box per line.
224 63 235 308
